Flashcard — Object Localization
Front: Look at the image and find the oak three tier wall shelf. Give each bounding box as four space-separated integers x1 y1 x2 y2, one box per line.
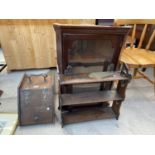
54 24 131 127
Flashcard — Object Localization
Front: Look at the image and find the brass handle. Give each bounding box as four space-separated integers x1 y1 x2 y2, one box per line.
27 74 48 83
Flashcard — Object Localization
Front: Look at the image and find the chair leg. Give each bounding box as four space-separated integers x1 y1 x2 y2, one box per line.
138 70 154 84
133 68 138 78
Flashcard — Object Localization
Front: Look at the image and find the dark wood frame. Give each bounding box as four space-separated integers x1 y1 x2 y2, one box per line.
54 24 131 127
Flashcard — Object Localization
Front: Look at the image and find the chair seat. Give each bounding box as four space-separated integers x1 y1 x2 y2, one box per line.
120 48 155 67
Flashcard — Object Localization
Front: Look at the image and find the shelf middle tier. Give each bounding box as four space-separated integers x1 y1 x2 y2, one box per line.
60 90 123 106
59 71 128 85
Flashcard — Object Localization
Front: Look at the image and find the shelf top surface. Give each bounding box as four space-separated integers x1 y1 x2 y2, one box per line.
59 71 128 85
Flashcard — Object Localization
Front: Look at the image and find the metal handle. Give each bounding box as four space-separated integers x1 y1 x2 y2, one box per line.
27 74 48 83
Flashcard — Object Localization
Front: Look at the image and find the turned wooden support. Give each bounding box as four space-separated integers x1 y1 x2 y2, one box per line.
133 68 138 78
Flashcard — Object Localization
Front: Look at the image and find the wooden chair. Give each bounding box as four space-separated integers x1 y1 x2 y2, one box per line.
114 19 155 91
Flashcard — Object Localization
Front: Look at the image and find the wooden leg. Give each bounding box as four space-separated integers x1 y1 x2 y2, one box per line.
112 100 122 120
133 68 138 78
138 70 155 84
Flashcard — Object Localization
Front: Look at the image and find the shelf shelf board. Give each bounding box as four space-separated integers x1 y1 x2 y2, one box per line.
62 106 116 124
60 90 123 106
59 71 128 85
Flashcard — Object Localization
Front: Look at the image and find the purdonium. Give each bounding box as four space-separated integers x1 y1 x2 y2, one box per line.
18 73 55 125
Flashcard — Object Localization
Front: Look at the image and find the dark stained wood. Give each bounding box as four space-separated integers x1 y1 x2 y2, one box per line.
60 71 128 85
54 24 131 127
53 24 131 74
112 100 122 120
61 90 123 106
63 107 115 125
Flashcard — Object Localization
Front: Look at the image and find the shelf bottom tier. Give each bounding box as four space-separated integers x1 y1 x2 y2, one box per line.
62 106 116 125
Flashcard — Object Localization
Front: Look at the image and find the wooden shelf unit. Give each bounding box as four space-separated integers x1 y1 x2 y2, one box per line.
58 68 131 127
54 24 131 127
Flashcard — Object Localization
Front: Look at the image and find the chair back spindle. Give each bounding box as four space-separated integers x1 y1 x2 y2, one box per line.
131 24 136 48
138 24 148 48
114 19 155 49
145 30 155 50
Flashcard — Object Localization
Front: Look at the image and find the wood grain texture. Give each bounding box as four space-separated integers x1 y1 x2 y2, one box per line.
146 30 155 50
115 19 155 87
138 24 147 48
60 71 128 85
0 19 95 70
63 107 115 124
54 25 131 126
114 19 155 25
120 48 155 67
61 90 123 106
131 24 136 48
